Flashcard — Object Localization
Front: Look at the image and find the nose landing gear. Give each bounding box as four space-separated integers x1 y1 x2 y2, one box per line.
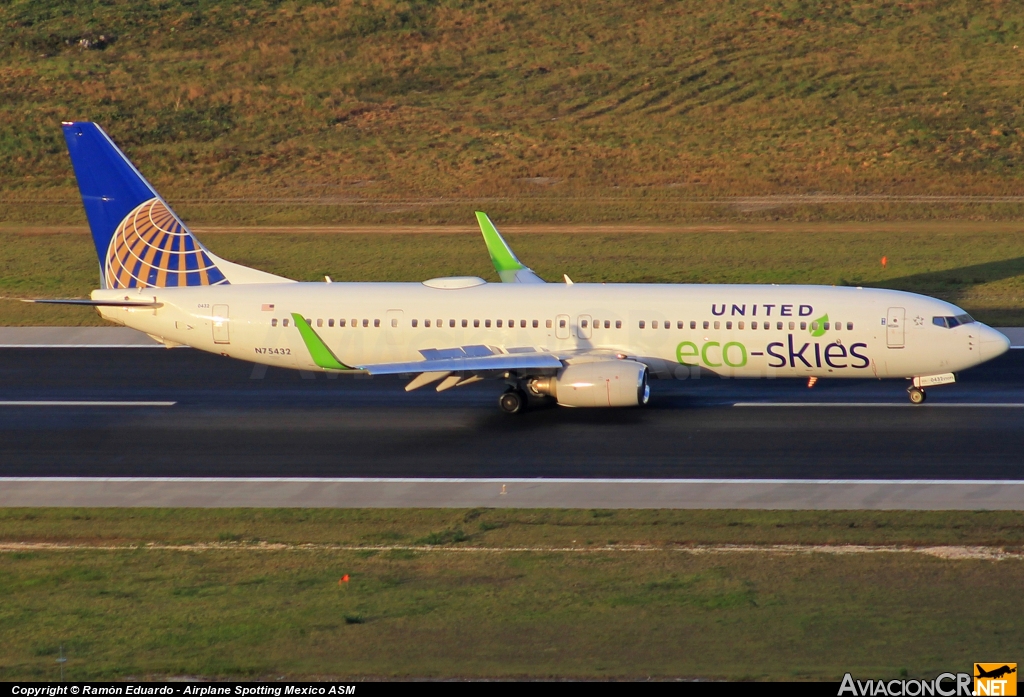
908 386 927 404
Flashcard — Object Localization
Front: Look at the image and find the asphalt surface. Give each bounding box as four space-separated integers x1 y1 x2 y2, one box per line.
2 348 1024 480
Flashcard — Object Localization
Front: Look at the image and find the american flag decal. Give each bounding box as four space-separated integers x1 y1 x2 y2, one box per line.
262 304 275 311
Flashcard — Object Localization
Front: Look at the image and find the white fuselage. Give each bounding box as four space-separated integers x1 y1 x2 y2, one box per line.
93 281 1007 381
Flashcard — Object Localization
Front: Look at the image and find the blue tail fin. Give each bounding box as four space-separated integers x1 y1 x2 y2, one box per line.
62 121 228 289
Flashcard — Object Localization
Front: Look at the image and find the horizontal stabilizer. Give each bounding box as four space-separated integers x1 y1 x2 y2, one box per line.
475 211 545 283
22 298 163 308
361 353 562 376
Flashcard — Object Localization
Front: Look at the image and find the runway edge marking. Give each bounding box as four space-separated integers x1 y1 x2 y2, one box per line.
4 477 1024 485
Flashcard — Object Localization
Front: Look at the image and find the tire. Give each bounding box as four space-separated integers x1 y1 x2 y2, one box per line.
498 389 526 414
908 387 926 405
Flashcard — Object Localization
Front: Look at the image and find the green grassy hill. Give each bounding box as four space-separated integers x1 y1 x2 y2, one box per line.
2 0 1024 224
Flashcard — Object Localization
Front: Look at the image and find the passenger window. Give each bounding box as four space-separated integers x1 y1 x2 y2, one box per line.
824 322 830 330
352 319 357 327
652 320 658 329
639 321 646 329
714 321 720 330
547 320 553 328
606 320 612 329
811 322 818 331
449 319 455 328
703 321 710 330
751 321 757 329
777 322 783 330
582 319 589 328
473 319 480 328
665 321 670 330
799 322 806 330
339 319 346 327
361 319 368 327
497 320 503 328
412 319 418 328
375 319 381 328
521 320 527 328
389 318 396 328
677 321 683 329
616 320 622 329
306 318 312 325
462 319 468 328
788 322 795 330
424 319 430 327
283 319 289 327
314 319 321 327
560 319 567 328
533 320 538 328
738 321 744 330
485 319 491 328
765 322 770 330
271 318 278 327
834 321 840 330
847 322 853 330
690 321 696 329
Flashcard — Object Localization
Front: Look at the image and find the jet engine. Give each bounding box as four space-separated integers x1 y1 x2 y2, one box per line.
528 360 650 408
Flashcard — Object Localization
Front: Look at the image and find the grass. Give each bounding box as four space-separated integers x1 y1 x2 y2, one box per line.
2 508 1024 680
6 222 1024 325
2 1 1024 225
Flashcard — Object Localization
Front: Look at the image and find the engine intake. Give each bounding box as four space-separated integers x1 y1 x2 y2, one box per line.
528 360 650 408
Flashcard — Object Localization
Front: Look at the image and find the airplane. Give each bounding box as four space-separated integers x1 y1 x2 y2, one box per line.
32 121 1011 413
975 665 1017 680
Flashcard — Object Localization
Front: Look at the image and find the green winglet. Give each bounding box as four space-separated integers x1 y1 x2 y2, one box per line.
476 211 525 275
291 313 352 370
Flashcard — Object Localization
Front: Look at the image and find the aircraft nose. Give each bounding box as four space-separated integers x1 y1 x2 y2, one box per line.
979 323 1011 360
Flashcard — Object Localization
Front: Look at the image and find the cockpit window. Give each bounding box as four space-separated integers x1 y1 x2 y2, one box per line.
933 314 976 328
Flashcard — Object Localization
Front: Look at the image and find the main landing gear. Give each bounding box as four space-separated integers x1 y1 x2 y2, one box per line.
498 388 529 414
908 386 927 405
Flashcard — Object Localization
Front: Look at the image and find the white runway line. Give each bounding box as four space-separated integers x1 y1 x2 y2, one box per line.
0 401 176 407
732 402 1024 408
3 477 1023 485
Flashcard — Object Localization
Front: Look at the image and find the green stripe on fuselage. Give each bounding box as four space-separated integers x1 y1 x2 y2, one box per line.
291 313 353 370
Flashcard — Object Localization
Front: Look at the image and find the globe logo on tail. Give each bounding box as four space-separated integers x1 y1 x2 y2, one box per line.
105 198 228 289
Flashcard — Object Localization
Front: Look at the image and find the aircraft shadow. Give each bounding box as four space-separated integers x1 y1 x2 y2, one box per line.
850 256 1024 322
854 256 1024 302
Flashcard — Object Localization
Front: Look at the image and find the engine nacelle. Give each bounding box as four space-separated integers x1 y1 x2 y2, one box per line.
528 360 650 408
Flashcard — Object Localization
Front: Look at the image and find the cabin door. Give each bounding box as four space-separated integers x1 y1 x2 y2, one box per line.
886 307 905 348
212 304 230 344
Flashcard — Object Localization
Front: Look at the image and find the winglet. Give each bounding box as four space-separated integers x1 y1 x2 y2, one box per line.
291 313 353 370
475 212 545 283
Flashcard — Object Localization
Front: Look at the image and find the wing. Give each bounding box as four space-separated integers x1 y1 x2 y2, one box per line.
291 313 562 390
360 349 563 376
363 346 563 392
475 211 545 283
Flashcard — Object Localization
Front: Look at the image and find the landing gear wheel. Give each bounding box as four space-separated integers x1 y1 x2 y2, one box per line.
498 389 527 414
908 387 926 405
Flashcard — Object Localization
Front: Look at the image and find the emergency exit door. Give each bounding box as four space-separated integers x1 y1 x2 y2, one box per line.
212 305 230 344
886 307 904 348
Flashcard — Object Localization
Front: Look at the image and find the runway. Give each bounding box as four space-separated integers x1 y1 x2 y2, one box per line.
2 343 1024 508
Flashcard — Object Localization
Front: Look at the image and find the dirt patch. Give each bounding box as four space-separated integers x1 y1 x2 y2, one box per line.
2 541 1022 560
